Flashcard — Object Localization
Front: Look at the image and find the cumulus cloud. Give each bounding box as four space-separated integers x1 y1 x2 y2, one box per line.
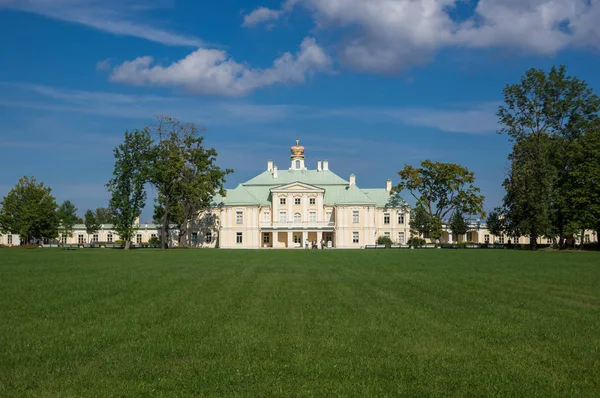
256 0 600 73
242 7 282 27
109 37 332 96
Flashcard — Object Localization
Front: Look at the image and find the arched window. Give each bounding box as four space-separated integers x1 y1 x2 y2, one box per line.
294 213 302 223
295 160 301 169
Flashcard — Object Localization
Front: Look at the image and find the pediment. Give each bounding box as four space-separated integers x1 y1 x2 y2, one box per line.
271 181 325 193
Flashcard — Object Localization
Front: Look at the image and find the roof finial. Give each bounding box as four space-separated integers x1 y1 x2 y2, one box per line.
296 139 300 146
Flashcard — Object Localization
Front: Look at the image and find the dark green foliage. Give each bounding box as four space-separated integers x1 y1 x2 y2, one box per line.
107 129 153 250
498 65 600 248
0 176 59 243
2 249 598 396
148 115 232 249
376 235 393 245
94 207 114 224
449 211 468 236
57 200 79 246
84 209 100 236
409 204 433 239
485 207 505 237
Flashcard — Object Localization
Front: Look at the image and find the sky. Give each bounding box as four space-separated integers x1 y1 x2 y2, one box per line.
1 0 599 222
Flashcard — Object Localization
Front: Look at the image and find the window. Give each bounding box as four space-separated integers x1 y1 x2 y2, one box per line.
294 213 302 223
263 233 270 244
484 234 490 244
236 211 243 225
280 197 286 205
353 232 359 243
236 232 243 244
61 234 67 244
398 232 405 244
78 234 84 244
309 212 316 223
294 234 302 244
384 232 390 239
326 211 332 222
92 234 99 243
295 198 301 205
513 236 519 244
546 237 552 244
192 232 198 243
205 231 212 243
279 211 287 223
309 198 316 205
8 234 13 245
498 235 505 244
295 160 301 169
584 234 590 243
352 210 359 223
398 214 405 224
136 234 142 244
107 233 113 243
262 212 270 222
384 213 390 224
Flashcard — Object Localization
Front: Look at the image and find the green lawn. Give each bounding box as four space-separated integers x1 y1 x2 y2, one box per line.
1 249 599 397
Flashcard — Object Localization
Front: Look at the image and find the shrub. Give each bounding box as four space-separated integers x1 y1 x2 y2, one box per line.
408 237 426 248
376 236 393 245
148 236 160 245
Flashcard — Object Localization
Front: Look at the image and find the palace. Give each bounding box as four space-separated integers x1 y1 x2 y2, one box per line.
1 141 598 248
212 140 409 248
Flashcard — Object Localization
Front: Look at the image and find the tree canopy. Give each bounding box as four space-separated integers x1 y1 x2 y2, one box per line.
0 176 59 243
449 211 468 237
57 200 79 246
84 209 101 236
107 129 153 250
498 65 600 248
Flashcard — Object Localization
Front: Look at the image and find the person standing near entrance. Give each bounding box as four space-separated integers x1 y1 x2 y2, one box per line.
320 239 325 249
305 238 309 249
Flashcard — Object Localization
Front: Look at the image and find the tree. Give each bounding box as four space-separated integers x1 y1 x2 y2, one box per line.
107 129 152 250
485 207 505 238
84 209 100 239
449 211 468 239
57 200 78 248
498 65 600 249
0 176 59 243
409 204 433 240
148 116 232 249
394 160 485 242
94 207 114 224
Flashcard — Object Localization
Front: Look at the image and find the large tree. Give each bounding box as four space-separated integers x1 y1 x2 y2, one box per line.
449 211 468 240
84 209 100 240
57 200 78 247
94 207 114 224
148 116 232 249
394 160 485 242
0 176 59 243
485 207 505 238
107 129 152 250
497 65 600 248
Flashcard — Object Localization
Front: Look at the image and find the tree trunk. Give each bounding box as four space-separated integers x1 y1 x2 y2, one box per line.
530 234 537 250
161 197 169 250
124 239 130 250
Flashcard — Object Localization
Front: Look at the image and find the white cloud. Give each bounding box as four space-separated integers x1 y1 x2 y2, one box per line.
0 0 206 47
109 37 333 96
258 0 600 73
242 7 282 27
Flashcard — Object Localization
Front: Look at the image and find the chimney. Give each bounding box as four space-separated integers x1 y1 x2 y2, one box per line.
323 160 329 171
273 164 278 179
349 174 356 185
267 159 273 171
317 160 322 171
386 179 392 192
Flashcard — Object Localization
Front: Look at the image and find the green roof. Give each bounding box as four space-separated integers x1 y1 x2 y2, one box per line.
325 185 375 205
243 169 349 186
363 189 409 208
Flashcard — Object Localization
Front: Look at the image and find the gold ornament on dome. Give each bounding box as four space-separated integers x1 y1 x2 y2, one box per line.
290 139 305 157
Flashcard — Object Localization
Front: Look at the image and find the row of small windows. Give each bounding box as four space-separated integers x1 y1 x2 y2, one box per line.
383 213 405 225
382 232 406 243
280 197 317 205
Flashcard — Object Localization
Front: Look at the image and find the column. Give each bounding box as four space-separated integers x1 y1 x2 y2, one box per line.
302 193 308 224
302 231 308 248
317 231 323 246
287 193 293 223
317 194 323 222
273 194 278 226
287 231 294 248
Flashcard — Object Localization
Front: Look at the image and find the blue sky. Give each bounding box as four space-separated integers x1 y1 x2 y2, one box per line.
1 0 599 222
